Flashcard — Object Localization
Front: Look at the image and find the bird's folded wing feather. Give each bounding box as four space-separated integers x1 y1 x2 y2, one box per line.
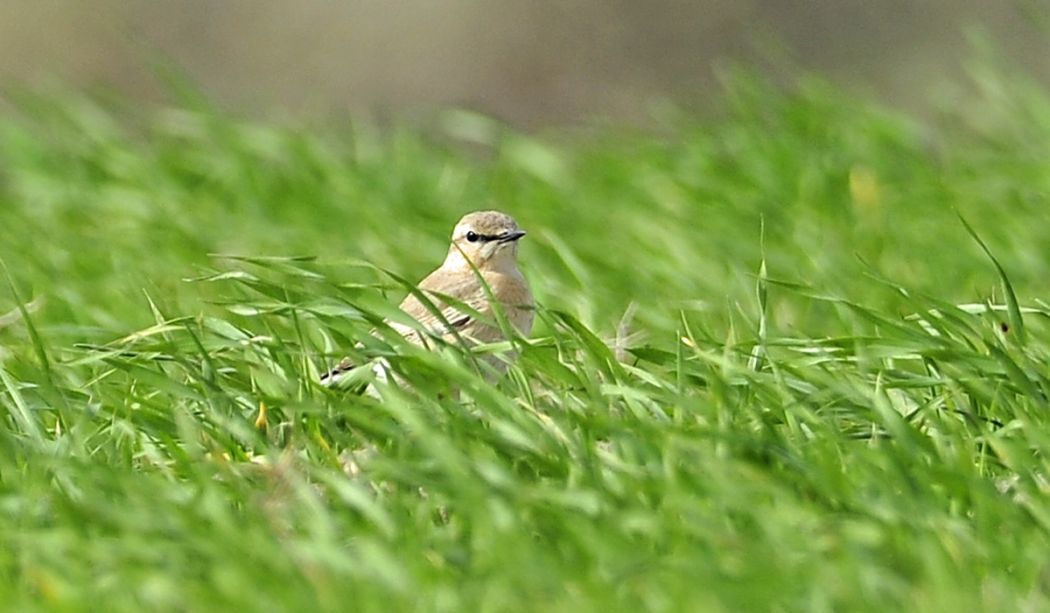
395 272 491 341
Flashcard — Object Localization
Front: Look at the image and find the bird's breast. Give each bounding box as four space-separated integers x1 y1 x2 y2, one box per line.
487 271 534 334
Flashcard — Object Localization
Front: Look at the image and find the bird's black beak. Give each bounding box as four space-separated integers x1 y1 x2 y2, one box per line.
498 230 526 243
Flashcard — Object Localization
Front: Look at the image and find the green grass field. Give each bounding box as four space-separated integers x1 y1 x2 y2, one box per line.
2 67 1050 611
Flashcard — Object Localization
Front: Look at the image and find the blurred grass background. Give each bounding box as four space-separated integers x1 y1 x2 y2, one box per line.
3 3 1050 612
3 66 1049 344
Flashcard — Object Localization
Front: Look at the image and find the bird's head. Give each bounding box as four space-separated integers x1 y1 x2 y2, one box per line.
444 210 526 271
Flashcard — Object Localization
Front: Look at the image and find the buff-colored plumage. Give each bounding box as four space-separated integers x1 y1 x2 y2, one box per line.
322 210 533 386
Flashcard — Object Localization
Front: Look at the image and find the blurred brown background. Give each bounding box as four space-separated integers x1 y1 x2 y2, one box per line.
0 1 1046 126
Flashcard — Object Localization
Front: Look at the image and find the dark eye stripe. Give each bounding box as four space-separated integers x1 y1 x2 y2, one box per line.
466 232 500 243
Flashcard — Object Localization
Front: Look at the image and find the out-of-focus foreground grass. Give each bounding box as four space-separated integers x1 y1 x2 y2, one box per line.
2 67 1050 611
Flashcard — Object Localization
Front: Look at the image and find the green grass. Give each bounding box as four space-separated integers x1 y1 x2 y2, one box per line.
3 65 1050 611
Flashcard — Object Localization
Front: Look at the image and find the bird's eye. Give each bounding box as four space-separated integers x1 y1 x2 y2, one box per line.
466 231 479 243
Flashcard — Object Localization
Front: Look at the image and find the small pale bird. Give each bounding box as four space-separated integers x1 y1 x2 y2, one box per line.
321 210 534 387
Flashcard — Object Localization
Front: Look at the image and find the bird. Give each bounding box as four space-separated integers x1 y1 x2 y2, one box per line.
321 210 534 388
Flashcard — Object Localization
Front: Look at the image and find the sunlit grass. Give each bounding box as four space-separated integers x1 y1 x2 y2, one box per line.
2 69 1050 610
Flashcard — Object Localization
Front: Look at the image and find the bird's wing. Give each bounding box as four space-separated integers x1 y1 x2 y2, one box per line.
322 268 530 385
321 271 483 384
319 356 356 385
394 270 489 342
